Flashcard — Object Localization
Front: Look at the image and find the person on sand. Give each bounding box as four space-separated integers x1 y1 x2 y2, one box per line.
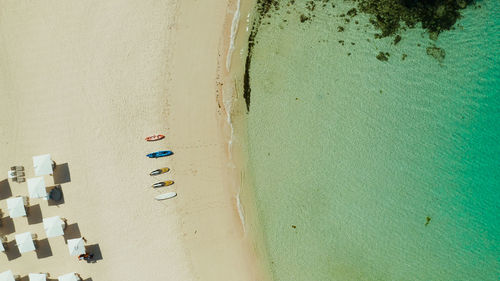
78 253 94 261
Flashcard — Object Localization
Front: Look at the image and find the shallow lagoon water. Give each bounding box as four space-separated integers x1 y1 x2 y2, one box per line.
243 1 500 280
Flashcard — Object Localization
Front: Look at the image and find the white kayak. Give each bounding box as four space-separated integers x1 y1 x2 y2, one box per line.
155 192 177 201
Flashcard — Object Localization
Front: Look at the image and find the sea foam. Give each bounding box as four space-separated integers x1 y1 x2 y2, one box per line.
226 0 241 71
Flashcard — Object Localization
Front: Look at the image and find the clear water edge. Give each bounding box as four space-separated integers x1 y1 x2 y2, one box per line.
227 1 499 281
222 0 276 280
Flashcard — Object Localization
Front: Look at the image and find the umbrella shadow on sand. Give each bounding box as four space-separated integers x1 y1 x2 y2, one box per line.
36 238 53 259
63 223 81 243
27 204 43 225
5 240 21 260
0 216 15 235
53 163 71 184
0 179 12 200
85 244 103 263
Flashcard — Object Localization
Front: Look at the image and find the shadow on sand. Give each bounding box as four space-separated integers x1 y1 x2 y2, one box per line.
5 240 21 260
85 244 103 263
53 163 71 184
27 204 43 225
63 223 81 243
0 216 15 235
36 238 53 259
0 179 12 200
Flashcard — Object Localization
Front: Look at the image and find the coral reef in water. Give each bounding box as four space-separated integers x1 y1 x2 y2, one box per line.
242 0 475 111
355 0 474 38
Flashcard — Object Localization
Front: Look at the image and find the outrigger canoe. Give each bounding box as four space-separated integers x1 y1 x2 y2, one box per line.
152 181 174 188
146 151 173 158
150 168 170 176
145 135 165 141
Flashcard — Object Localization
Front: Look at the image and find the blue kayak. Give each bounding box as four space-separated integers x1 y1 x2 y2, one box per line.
146 150 173 158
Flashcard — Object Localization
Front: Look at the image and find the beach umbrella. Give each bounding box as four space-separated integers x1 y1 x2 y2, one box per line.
27 177 47 199
67 238 85 256
28 273 46 281
57 273 80 281
43 216 65 238
0 236 6 252
15 232 36 253
7 197 27 218
0 270 16 281
33 154 53 176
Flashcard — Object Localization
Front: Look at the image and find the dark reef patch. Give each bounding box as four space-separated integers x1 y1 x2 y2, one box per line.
347 8 358 17
300 14 311 22
243 0 280 112
426 45 446 62
355 0 474 38
242 0 474 110
376 52 389 61
393 34 402 45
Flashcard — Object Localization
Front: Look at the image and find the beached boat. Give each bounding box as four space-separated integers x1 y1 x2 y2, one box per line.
145 134 165 141
149 168 170 176
146 151 173 158
155 192 177 200
152 181 174 188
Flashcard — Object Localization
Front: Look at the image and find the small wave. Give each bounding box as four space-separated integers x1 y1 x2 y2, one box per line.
226 0 241 71
236 192 246 233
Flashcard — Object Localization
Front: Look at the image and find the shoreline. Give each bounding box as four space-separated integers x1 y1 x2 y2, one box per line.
0 1 270 280
217 0 274 279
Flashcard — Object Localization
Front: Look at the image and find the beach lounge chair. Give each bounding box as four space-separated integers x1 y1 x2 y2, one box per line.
15 171 24 177
17 177 25 183
10 166 24 171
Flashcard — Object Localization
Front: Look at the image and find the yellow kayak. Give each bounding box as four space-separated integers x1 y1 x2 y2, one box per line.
152 180 174 188
149 168 170 176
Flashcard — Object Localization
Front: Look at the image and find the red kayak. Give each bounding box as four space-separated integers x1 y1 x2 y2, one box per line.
145 134 165 141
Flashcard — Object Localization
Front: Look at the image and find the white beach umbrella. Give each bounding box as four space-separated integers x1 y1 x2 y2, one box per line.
43 216 65 238
67 238 85 256
7 197 27 218
0 270 16 281
28 177 47 199
58 273 80 281
0 235 6 252
33 154 53 176
28 273 47 281
15 232 36 253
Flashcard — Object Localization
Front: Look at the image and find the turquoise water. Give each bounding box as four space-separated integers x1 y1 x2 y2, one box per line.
243 1 499 280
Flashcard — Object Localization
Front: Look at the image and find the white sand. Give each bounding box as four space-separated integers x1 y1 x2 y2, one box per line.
0 0 267 280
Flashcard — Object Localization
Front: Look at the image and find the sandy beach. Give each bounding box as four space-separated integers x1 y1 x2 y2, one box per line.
0 0 267 280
